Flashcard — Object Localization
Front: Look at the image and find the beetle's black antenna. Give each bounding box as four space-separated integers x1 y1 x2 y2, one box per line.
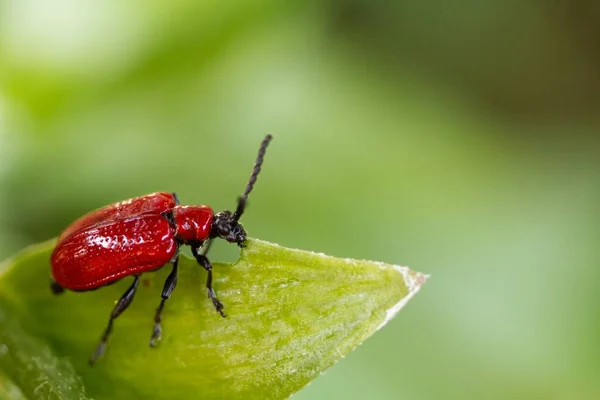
233 134 273 221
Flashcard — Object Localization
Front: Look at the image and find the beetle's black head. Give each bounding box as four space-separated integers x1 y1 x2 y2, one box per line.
212 134 272 247
211 209 247 247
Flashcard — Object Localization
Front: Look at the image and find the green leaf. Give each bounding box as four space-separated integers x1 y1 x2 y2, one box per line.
0 238 427 399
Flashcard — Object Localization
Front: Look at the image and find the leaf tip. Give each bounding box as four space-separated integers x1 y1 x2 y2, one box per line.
377 265 429 331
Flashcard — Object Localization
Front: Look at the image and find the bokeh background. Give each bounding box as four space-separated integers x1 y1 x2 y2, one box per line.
1 1 600 399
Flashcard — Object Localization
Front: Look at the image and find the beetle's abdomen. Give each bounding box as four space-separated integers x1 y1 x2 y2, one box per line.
52 215 177 291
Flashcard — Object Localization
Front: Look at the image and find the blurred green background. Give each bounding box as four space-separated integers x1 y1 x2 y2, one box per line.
1 1 599 399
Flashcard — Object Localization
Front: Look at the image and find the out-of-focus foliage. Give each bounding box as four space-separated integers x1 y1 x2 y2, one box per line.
0 1 599 399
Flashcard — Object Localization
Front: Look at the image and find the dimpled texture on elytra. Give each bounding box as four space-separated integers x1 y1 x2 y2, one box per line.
52 215 177 290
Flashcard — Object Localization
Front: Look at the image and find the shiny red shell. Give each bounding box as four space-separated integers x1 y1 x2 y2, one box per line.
51 192 214 291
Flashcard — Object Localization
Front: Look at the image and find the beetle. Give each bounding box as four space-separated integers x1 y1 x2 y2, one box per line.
50 135 273 364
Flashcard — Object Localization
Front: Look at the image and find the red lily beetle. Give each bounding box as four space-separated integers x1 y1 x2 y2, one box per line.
51 135 273 364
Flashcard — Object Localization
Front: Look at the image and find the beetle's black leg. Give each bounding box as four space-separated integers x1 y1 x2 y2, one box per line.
172 192 180 205
198 238 212 256
50 278 65 295
90 275 140 365
191 244 225 317
150 256 179 347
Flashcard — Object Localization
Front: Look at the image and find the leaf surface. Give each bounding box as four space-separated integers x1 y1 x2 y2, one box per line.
0 238 427 399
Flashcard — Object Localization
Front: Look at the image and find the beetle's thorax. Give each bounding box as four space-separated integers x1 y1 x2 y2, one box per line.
211 210 246 247
172 205 214 244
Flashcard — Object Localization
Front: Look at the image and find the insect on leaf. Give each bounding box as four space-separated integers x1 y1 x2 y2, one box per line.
0 238 428 399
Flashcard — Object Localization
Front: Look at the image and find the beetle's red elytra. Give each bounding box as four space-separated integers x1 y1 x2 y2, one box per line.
50 135 273 364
